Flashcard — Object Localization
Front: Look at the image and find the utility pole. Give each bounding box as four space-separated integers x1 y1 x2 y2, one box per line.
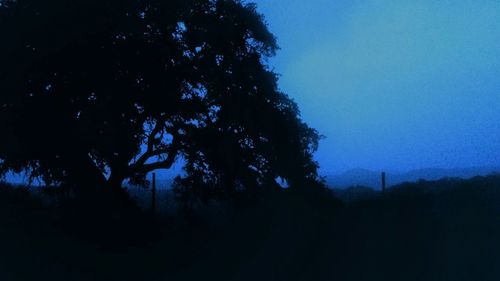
381 172 386 193
152 172 156 213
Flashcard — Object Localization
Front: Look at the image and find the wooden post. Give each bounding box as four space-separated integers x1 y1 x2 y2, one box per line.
152 172 156 213
381 172 386 193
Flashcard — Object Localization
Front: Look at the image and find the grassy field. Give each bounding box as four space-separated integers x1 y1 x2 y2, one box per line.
1 176 500 281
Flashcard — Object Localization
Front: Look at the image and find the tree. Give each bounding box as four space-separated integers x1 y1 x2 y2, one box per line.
0 0 321 195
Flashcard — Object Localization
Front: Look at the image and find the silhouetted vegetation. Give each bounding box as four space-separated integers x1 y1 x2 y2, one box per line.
0 0 321 200
2 176 500 280
1 0 500 280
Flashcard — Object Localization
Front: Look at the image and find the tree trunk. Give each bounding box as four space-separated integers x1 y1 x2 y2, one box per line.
107 173 125 191
106 169 132 204
65 153 107 189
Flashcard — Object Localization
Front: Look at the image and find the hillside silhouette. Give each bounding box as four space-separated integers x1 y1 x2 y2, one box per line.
326 166 500 189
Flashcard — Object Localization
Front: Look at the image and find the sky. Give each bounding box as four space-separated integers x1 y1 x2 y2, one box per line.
5 0 500 185
252 0 500 174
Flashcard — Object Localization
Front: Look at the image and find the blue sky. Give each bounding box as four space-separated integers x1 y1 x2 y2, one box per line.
253 0 500 173
6 0 500 184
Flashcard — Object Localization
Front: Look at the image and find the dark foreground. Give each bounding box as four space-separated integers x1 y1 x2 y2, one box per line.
1 176 500 281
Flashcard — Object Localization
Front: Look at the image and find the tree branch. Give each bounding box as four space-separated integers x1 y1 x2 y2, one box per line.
135 150 178 173
129 126 181 174
134 120 166 167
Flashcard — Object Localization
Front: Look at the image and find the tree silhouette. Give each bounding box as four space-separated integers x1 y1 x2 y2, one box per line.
0 0 321 194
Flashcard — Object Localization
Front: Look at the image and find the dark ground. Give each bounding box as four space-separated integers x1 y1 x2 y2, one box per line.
1 176 500 281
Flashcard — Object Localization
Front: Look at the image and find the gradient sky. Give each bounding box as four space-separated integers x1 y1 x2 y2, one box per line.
252 0 500 174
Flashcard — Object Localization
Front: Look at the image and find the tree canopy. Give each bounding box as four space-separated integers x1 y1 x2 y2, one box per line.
0 0 321 195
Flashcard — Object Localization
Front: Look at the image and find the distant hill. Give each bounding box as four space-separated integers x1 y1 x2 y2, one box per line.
325 166 500 189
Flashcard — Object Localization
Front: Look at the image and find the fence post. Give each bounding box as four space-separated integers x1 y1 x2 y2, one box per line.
381 172 386 193
152 172 156 213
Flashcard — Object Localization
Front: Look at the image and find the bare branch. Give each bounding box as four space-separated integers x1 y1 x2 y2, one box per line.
146 120 165 152
136 151 178 173
134 120 166 167
130 125 181 174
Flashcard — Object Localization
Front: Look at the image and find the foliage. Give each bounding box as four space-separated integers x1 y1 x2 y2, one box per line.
0 0 321 194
